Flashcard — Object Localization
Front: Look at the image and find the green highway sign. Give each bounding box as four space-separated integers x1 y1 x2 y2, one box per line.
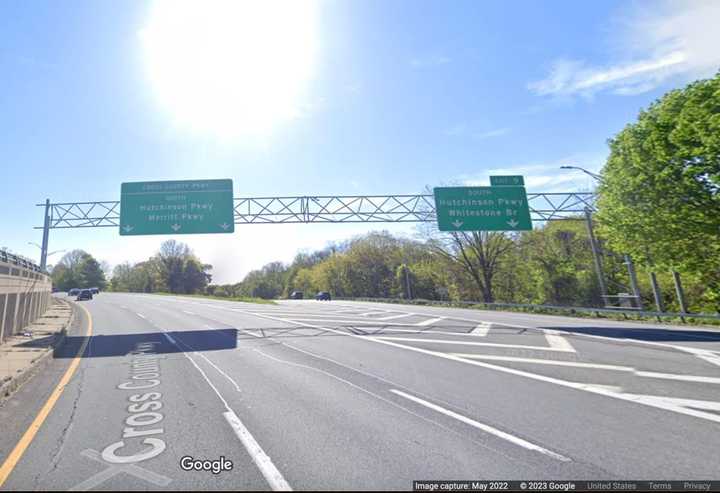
120 179 235 236
490 175 524 186
433 186 532 231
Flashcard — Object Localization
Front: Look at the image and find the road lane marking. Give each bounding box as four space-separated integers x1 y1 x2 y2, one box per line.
158 331 289 490
0 303 93 488
232 309 720 425
223 411 291 491
375 313 414 321
136 313 147 319
389 390 570 461
416 317 445 326
634 371 720 384
239 329 264 338
470 323 490 337
373 337 576 352
543 330 576 352
621 395 720 412
182 310 196 315
251 348 538 464
451 355 720 384
451 354 633 371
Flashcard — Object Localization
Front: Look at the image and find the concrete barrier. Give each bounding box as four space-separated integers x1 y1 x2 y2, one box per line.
0 254 52 345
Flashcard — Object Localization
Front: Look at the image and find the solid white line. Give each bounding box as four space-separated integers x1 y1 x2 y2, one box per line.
621 395 720 412
223 411 292 491
228 309 720 425
359 311 391 317
159 332 290 491
389 389 570 461
634 371 720 385
376 313 415 321
470 324 490 337
240 329 264 338
355 328 483 337
374 337 576 352
451 354 634 371
416 317 445 326
182 310 196 315
448 355 720 384
136 313 146 319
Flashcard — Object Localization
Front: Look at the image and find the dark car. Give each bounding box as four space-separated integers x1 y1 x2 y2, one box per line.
90 287 100 295
68 288 80 297
289 291 304 299
315 291 331 301
76 289 93 301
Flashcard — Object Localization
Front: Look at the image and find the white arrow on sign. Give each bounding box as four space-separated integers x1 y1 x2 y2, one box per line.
452 220 464 228
507 218 519 228
122 225 134 233
171 224 182 232
219 223 230 231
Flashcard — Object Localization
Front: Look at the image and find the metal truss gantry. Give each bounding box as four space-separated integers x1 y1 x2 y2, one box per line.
36 192 596 229
33 191 596 271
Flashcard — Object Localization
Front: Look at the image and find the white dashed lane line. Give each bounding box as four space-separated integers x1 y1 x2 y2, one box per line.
389 389 570 462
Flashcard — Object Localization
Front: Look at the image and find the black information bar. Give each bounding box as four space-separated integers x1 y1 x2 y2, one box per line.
413 480 718 492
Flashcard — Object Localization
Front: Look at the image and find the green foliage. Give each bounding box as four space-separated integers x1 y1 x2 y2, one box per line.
110 240 211 294
596 72 720 311
596 75 720 269
51 250 107 290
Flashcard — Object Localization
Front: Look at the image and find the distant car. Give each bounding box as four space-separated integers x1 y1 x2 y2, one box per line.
289 291 304 300
315 291 331 301
68 288 80 297
90 287 100 294
76 289 93 301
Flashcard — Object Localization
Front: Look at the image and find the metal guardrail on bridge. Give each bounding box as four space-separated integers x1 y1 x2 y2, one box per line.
0 250 44 273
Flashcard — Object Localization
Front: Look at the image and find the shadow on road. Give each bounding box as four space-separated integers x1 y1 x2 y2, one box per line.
541 325 720 343
52 328 238 358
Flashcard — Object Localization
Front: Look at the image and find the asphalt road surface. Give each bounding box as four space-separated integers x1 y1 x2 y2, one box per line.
1 294 720 490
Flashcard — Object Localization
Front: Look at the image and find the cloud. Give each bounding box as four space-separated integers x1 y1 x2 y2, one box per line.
456 152 607 193
529 1 720 97
444 125 510 140
410 54 451 69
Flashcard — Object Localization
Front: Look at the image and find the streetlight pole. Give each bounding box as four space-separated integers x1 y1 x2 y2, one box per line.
39 199 50 272
28 240 65 270
559 165 602 181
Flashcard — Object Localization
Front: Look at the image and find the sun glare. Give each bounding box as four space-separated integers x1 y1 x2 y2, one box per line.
141 0 318 137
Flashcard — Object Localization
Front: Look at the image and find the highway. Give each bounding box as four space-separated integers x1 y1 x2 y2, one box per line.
1 293 720 490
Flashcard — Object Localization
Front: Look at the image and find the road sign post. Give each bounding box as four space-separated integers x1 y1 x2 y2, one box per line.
433 186 532 231
119 179 235 236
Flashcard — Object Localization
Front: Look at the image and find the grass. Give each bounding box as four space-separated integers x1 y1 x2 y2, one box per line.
131 291 277 305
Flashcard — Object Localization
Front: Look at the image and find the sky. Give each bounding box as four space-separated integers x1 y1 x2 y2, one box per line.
2 0 719 284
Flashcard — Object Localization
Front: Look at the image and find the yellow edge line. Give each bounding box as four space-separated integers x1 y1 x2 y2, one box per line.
0 303 92 487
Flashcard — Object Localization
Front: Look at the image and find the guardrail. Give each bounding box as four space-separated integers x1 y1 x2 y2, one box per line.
0 250 44 273
336 297 720 323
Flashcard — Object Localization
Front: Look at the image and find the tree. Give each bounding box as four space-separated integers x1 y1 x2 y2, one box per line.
596 73 720 278
157 240 191 293
183 259 212 294
51 250 106 290
428 231 515 302
77 255 107 289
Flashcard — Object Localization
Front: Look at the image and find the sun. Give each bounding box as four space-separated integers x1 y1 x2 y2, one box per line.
140 0 318 137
